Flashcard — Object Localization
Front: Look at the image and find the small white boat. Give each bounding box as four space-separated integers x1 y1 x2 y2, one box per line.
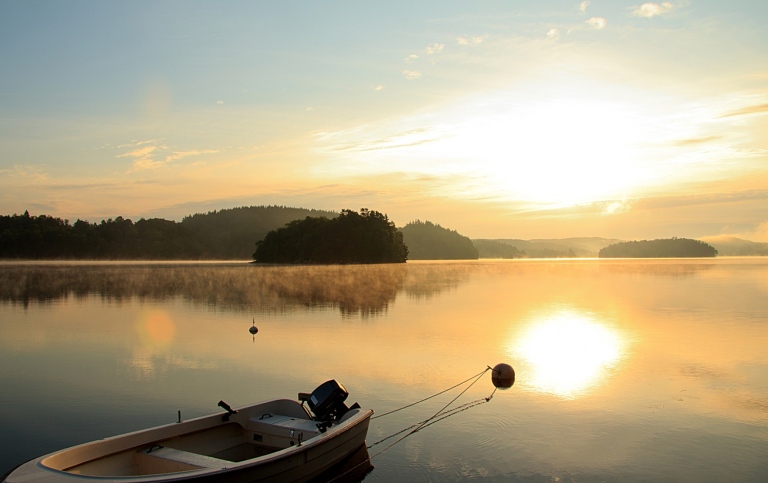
2 380 372 483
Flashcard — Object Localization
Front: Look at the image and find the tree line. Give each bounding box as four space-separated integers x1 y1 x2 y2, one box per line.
0 206 337 259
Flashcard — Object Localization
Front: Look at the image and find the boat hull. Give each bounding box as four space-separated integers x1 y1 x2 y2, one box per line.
3 399 372 483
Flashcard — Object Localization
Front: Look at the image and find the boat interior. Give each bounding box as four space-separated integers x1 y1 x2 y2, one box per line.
59 402 327 477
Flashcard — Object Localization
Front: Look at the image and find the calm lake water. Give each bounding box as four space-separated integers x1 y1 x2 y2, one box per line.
1 259 767 482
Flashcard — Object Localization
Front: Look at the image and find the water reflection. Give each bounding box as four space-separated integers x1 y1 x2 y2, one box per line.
136 309 176 346
0 262 484 318
510 309 626 399
0 263 411 316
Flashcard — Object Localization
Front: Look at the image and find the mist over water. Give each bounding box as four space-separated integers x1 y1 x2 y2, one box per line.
1 259 767 481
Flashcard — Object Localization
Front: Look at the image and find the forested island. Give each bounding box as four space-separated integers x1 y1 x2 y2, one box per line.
598 238 717 258
253 209 407 263
400 220 478 260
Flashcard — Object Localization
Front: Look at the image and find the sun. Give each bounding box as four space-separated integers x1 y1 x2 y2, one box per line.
312 78 674 208
438 95 654 207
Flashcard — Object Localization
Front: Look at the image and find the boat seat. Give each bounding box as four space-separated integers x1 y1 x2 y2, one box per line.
249 414 319 434
135 446 227 474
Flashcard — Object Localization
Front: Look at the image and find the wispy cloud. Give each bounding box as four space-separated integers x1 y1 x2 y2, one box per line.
579 1 590 13
320 127 441 154
425 43 445 54
719 103 768 118
599 199 633 215
672 135 721 146
117 141 218 172
118 145 159 160
403 70 422 80
586 17 607 29
547 28 560 41
404 54 419 63
164 150 219 163
118 144 165 171
636 189 768 210
117 139 160 149
457 35 485 45
633 2 674 18
0 165 49 182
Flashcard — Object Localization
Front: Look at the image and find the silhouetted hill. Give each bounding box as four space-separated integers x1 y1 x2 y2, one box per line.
182 206 338 259
400 220 478 260
477 237 623 258
698 236 768 256
599 238 717 258
472 239 526 258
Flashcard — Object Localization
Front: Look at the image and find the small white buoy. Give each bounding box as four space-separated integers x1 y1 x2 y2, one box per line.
491 363 515 389
249 318 258 335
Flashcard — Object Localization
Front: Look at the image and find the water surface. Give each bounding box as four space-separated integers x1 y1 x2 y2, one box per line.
1 259 767 481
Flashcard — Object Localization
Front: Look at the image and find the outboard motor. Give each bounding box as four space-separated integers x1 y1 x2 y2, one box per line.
305 380 352 422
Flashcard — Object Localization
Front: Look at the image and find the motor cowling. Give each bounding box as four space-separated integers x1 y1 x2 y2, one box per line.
307 380 349 422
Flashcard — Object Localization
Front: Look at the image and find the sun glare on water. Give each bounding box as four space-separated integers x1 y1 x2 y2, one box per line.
509 310 626 399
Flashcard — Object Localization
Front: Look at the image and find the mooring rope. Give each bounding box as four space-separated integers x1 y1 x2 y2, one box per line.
371 368 489 420
367 394 494 449
367 366 492 459
324 366 499 483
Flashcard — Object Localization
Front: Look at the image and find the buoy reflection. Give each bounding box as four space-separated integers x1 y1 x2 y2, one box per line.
512 310 625 399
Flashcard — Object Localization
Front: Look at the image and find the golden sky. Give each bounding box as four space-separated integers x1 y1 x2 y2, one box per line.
1 1 767 240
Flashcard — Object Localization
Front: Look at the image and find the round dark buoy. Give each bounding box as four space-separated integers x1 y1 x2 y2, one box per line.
491 363 515 389
249 319 258 335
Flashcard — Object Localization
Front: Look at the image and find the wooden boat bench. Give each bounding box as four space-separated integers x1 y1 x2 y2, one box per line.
135 446 228 473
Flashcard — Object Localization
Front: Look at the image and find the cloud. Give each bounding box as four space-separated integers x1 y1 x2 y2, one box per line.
0 165 49 182
457 35 484 45
403 70 422 80
600 199 633 215
117 145 158 159
672 135 721 146
404 54 419 63
586 17 607 29
216 100 224 105
117 139 160 149
719 103 768 118
425 43 445 54
320 127 441 154
129 158 167 171
118 141 218 172
117 144 165 172
547 28 560 41
633 2 674 18
163 150 218 163
579 1 590 13
370 85 385 91
636 190 768 210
